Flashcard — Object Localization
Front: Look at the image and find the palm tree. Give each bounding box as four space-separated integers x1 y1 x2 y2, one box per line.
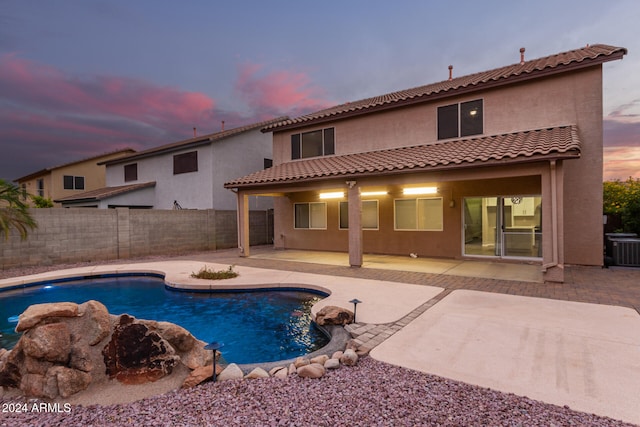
0 179 37 240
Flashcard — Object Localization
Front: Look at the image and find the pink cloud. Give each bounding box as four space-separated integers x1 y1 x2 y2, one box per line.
0 53 229 180
603 115 640 180
234 62 333 118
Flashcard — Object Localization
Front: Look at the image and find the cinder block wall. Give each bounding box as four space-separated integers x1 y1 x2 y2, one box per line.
0 208 273 270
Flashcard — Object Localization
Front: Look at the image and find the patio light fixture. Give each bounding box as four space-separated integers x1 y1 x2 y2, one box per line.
319 191 345 199
403 186 438 195
204 341 224 382
361 191 388 196
349 298 362 323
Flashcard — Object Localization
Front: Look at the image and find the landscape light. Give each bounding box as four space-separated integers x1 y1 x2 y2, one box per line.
204 341 224 382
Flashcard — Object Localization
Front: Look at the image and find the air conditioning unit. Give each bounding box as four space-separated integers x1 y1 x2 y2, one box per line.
611 238 640 267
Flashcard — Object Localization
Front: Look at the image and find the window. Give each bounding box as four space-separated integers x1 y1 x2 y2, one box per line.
294 202 327 229
339 200 379 230
264 158 273 169
63 175 85 190
394 198 443 230
173 151 198 174
124 163 138 182
291 127 335 160
437 99 483 140
36 179 44 197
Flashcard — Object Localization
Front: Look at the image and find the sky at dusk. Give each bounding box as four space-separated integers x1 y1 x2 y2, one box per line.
1 0 639 182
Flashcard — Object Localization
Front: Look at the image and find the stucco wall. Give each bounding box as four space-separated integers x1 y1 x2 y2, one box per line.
273 171 542 258
0 208 272 270
105 130 273 210
269 67 605 266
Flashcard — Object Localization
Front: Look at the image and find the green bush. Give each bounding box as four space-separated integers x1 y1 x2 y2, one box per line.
191 265 239 280
604 177 640 235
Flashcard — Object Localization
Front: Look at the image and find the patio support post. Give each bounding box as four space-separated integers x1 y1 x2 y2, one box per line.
237 191 250 257
347 181 363 267
541 160 565 282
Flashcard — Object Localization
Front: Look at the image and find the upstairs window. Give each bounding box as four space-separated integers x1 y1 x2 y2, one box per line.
173 151 198 175
437 99 483 140
63 175 85 190
264 158 273 169
36 179 44 197
124 163 138 182
291 127 335 160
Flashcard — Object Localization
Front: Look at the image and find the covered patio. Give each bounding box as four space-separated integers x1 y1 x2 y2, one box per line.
247 248 543 283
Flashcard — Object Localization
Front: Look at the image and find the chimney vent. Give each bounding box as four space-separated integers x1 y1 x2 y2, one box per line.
221 120 225 131
520 47 526 65
448 65 453 81
193 127 197 137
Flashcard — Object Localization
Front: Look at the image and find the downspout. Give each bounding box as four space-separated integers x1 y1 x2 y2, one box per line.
543 160 559 270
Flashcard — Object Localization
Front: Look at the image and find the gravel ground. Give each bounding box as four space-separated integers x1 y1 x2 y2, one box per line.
1 358 634 427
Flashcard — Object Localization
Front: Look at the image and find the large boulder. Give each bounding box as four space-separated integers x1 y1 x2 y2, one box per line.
16 302 79 332
22 323 71 363
79 300 111 346
102 314 179 385
44 366 91 398
315 306 354 326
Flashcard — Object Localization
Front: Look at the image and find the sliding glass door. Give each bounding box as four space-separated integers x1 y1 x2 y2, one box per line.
463 196 542 259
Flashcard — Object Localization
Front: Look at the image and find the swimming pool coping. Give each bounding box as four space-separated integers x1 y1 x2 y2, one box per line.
0 260 445 325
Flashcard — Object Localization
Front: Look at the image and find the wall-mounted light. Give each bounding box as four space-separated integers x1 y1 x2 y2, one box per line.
319 191 345 199
361 191 388 197
403 186 438 195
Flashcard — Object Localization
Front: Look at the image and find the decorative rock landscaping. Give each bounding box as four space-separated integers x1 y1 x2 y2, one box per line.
0 301 212 399
0 301 361 400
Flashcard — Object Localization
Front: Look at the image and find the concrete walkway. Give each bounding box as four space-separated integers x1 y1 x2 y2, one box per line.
2 248 639 424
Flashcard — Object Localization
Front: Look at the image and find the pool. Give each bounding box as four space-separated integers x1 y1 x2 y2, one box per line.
0 275 330 364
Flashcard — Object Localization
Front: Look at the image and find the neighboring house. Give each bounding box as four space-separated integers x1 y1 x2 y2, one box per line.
14 149 135 207
225 44 627 283
56 117 285 210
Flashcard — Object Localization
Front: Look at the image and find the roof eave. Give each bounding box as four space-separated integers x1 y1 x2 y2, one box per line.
224 150 580 190
267 52 626 133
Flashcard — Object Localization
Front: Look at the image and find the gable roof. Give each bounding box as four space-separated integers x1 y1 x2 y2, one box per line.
225 125 581 189
14 148 136 182
263 44 626 132
102 116 288 166
54 181 156 203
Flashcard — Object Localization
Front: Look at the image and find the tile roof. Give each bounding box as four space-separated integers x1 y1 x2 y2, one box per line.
263 44 626 132
102 116 288 166
224 126 580 189
54 181 156 203
14 148 136 182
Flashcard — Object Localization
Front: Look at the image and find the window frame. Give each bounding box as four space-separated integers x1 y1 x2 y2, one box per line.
63 175 85 190
437 98 483 140
394 197 444 231
339 200 379 230
36 179 44 197
293 202 327 230
291 127 336 160
173 151 198 175
124 163 138 182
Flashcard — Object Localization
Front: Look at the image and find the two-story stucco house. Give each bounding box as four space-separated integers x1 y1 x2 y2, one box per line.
225 44 627 283
56 117 285 210
14 148 135 207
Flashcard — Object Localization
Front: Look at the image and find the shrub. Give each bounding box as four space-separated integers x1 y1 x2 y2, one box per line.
191 265 239 280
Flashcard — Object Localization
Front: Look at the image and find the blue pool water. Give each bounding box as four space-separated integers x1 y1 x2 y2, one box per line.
0 276 329 364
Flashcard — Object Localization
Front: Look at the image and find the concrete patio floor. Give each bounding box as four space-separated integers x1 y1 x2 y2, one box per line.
1 251 639 424
250 249 544 283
